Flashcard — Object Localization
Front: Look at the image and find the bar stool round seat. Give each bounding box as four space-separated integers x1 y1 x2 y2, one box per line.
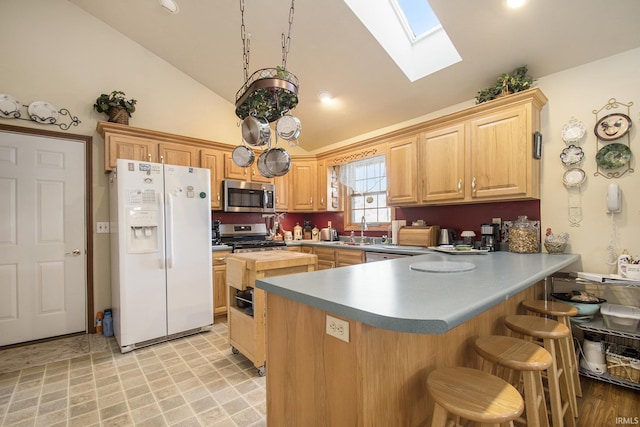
522 300 578 318
505 315 577 427
475 335 552 427
523 299 583 403
427 367 524 427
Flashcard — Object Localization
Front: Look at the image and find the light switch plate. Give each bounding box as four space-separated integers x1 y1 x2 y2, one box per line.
97 222 110 233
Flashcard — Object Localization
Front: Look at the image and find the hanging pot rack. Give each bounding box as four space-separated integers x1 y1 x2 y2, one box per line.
234 67 299 122
234 0 299 123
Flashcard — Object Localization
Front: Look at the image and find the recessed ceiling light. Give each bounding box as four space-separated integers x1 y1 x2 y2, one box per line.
505 0 526 9
159 0 179 14
318 91 333 104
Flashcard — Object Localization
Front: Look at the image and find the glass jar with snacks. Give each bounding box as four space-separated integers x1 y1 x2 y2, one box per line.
509 216 539 253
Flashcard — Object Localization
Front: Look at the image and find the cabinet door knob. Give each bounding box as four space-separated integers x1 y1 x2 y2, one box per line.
457 179 462 192
147 153 152 161
471 177 477 192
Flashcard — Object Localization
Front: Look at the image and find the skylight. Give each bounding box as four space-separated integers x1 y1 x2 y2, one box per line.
344 0 461 82
394 0 440 41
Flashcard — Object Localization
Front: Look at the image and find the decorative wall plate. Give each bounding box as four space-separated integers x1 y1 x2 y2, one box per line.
560 145 584 166
594 113 632 141
563 168 586 187
595 143 632 169
28 101 58 124
0 94 20 118
561 119 586 144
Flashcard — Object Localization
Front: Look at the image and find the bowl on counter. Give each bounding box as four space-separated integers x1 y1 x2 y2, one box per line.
551 291 606 322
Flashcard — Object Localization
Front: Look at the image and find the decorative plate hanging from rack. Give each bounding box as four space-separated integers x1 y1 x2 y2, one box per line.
592 98 634 179
561 117 586 145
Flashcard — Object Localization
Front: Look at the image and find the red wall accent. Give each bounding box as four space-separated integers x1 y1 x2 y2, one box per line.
213 199 539 240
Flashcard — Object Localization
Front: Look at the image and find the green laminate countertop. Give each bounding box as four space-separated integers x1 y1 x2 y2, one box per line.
255 251 581 334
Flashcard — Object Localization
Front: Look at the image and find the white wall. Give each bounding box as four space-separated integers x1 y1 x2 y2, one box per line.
537 50 640 274
2 0 639 318
0 0 243 316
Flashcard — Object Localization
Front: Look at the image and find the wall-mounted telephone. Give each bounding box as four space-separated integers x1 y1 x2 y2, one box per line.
607 183 621 213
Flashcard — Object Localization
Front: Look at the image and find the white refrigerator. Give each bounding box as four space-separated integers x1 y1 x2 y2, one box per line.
110 159 213 353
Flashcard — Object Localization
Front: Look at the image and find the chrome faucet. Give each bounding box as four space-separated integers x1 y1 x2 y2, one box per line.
360 215 368 241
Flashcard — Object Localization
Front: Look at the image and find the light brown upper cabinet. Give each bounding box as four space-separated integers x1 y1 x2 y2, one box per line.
159 142 200 167
418 123 466 203
200 148 224 210
223 152 273 184
390 88 546 206
104 133 158 170
387 135 419 205
289 159 316 211
467 104 534 201
274 172 289 211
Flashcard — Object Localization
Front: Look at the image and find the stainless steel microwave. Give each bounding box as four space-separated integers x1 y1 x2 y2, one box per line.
223 180 275 213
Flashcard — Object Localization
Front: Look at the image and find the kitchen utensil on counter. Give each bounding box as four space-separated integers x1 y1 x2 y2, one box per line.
460 231 476 246
320 227 338 241
480 223 500 252
438 228 457 245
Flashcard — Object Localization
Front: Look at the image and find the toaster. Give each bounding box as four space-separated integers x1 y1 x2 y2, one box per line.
320 227 339 241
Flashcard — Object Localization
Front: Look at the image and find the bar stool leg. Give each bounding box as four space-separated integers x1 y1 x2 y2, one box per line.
543 338 576 427
558 317 582 398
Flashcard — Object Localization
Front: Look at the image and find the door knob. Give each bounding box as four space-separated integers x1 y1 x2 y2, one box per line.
65 249 81 256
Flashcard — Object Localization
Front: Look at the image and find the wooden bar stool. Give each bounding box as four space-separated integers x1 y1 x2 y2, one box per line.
427 367 524 427
505 315 576 427
522 299 582 401
474 335 552 427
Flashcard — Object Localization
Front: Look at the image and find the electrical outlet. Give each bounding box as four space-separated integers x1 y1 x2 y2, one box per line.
96 222 110 234
492 217 502 227
326 315 349 343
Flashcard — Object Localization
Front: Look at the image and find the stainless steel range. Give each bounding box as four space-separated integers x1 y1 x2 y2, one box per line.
219 223 287 253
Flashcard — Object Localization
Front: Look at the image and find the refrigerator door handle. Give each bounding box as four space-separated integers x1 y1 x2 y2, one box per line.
166 193 175 268
158 193 165 269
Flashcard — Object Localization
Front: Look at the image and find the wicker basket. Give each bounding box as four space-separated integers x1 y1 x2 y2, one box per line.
606 344 640 383
108 107 130 125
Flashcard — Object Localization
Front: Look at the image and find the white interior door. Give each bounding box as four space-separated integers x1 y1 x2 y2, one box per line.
0 130 86 346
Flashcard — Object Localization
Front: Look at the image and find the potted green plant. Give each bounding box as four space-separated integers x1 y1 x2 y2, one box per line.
475 65 535 104
93 91 137 124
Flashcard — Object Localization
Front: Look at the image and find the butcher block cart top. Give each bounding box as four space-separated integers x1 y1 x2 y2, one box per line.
226 251 318 376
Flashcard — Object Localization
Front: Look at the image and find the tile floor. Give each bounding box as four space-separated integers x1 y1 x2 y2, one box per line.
0 321 266 426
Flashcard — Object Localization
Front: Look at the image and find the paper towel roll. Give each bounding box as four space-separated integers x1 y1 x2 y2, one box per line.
391 220 406 245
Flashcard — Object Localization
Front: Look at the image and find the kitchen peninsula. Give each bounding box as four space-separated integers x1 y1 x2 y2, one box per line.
256 251 580 426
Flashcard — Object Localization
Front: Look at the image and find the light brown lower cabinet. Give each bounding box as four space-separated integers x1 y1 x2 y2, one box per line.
212 251 231 316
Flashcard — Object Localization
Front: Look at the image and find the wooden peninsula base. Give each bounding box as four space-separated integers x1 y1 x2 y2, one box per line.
264 281 544 426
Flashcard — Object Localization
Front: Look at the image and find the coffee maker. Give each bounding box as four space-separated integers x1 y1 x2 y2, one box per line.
480 223 500 251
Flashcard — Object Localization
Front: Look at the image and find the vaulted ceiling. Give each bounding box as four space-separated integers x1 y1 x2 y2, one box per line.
69 0 640 151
